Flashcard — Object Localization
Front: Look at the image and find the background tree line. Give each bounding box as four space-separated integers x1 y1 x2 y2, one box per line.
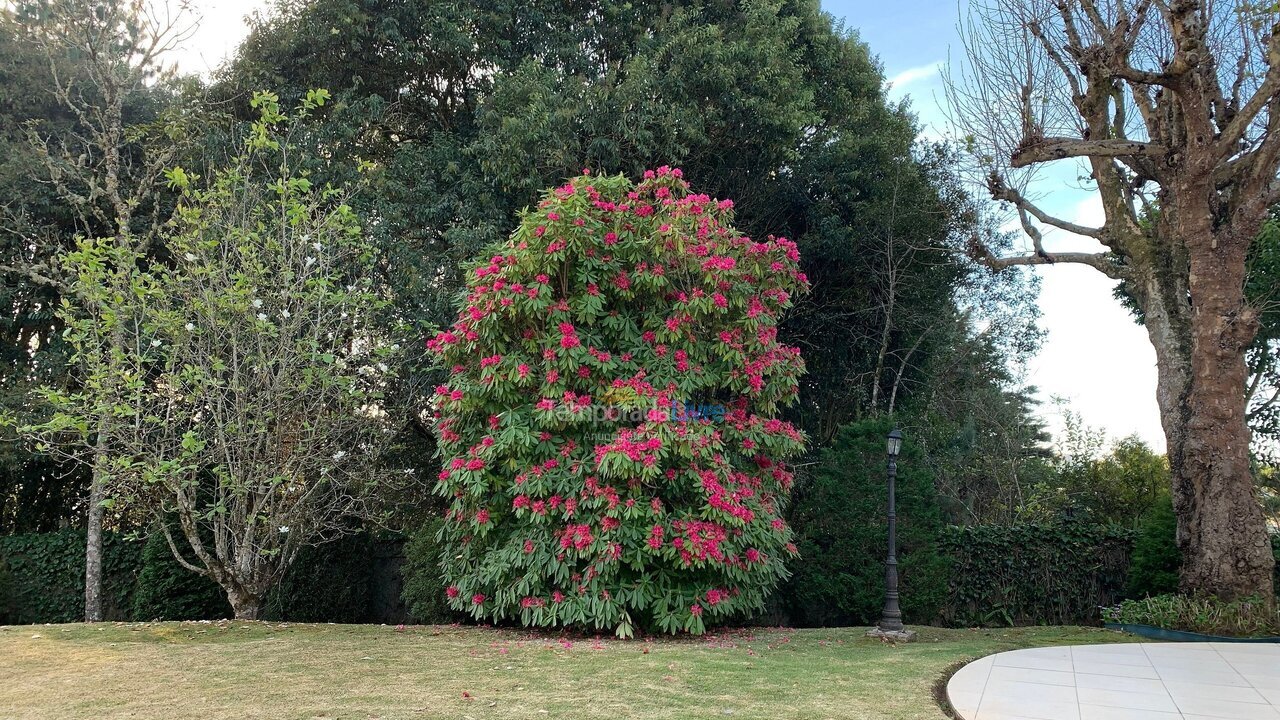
1 0 1266 623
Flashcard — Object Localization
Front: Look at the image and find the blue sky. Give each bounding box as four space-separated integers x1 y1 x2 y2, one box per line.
177 0 1167 450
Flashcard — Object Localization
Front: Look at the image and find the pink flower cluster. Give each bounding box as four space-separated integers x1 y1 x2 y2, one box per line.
559 524 594 551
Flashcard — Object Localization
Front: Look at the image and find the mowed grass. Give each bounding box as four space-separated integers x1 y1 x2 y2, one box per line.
0 622 1130 720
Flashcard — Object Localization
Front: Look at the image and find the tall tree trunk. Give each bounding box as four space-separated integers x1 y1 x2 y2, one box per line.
1175 208 1273 600
83 482 104 621
1139 213 1274 600
83 434 108 622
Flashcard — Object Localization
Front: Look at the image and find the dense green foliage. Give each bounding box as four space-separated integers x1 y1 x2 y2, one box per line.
1028 413 1169 526
0 0 1095 630
0 12 86 535
429 170 808 636
782 419 948 626
400 518 456 624
1103 593 1280 637
0 6 183 536
218 0 1041 453
940 521 1135 627
1125 500 1182 599
1246 216 1280 456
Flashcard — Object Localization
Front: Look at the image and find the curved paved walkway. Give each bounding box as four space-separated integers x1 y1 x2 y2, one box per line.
947 642 1280 720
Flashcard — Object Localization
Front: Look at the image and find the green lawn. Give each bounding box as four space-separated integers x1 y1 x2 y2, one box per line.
0 622 1130 720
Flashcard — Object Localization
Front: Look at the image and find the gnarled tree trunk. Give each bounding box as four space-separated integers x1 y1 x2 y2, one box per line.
1166 190 1272 599
226 585 262 621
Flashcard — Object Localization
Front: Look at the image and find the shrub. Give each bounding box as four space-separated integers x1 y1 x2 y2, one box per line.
781 419 948 627
1103 593 1280 637
401 518 457 624
1125 499 1181 598
427 168 809 636
940 521 1133 626
132 527 230 621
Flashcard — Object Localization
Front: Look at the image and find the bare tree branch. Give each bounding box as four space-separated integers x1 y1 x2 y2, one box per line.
1012 137 1165 167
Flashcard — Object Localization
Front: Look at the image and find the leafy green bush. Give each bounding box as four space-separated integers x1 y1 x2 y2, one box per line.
940 521 1134 626
1103 593 1280 637
781 419 948 627
401 518 457 624
0 529 140 623
132 527 230 621
1125 499 1181 598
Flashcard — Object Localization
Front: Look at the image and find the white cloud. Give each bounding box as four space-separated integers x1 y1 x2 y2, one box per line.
1024 189 1165 451
887 61 943 92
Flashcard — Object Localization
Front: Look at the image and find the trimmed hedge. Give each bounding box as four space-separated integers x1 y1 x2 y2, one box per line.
265 534 377 623
400 518 457 624
1125 500 1181 598
939 521 1134 626
0 552 12 620
3 524 1271 627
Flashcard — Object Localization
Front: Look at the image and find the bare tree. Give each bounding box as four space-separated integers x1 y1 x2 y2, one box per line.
4 0 194 620
948 0 1277 598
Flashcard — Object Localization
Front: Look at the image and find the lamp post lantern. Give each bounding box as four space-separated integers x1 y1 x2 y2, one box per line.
869 427 915 641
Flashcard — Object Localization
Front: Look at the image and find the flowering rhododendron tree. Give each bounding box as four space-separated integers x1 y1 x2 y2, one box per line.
428 167 808 636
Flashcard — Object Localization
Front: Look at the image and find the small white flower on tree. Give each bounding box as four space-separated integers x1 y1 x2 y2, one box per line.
26 89 409 620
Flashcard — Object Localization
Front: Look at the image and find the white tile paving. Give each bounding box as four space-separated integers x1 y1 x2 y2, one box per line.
947 643 1280 720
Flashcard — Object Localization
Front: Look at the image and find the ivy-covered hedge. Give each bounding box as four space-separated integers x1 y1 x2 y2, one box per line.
939 521 1135 627
0 529 411 625
0 529 141 624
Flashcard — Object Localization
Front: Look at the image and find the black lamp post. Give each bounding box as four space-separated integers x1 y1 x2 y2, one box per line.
877 428 905 633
